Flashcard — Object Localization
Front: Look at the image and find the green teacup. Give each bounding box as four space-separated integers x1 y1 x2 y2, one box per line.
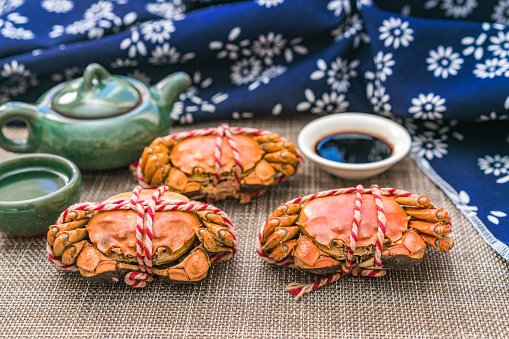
0 154 81 236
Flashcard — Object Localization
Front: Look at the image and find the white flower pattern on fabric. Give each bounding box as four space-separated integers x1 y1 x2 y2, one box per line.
365 51 395 82
230 57 263 86
145 0 186 19
487 211 507 224
310 57 360 93
248 65 287 91
42 0 74 13
51 66 82 82
209 27 249 60
492 0 509 25
477 111 509 122
331 13 370 48
424 0 478 18
409 93 447 120
473 58 509 78
367 83 392 117
488 31 509 58
48 1 135 39
0 12 33 40
412 132 448 160
296 89 349 115
0 60 38 103
426 45 464 79
148 43 195 65
255 0 284 8
140 19 175 44
378 17 414 49
170 71 229 125
110 58 138 68
448 190 478 217
0 0 24 17
327 0 351 16
126 69 150 84
461 23 490 60
120 29 147 58
478 154 509 176
252 32 286 65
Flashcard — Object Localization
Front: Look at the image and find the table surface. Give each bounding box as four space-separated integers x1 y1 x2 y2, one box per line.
0 115 508 339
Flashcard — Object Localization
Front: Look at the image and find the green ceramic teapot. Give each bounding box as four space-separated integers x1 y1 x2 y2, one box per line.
0 63 191 170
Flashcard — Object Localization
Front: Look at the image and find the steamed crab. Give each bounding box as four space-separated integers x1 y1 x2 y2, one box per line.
47 189 236 284
258 187 453 276
137 124 302 203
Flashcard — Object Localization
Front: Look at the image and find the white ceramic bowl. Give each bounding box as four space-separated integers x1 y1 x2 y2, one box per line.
298 113 411 179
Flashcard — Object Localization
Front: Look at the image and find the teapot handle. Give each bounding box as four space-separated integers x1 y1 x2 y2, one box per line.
0 102 39 153
80 63 111 93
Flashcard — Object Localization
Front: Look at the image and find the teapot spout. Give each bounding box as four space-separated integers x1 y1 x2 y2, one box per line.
155 72 191 108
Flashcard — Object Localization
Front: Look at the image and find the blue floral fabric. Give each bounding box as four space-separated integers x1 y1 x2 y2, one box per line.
1 0 508 258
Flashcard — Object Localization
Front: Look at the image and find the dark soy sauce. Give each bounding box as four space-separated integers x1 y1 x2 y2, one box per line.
315 131 393 164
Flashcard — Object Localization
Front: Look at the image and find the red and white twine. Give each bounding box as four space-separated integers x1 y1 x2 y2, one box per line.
135 123 304 193
256 186 416 301
47 185 238 287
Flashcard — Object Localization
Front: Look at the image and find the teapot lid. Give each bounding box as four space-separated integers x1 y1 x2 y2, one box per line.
51 64 141 119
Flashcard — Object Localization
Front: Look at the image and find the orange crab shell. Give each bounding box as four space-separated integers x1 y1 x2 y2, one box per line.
86 191 199 261
297 194 410 248
138 126 302 203
170 135 264 175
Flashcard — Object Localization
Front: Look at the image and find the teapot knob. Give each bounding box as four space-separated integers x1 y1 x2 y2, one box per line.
80 63 111 93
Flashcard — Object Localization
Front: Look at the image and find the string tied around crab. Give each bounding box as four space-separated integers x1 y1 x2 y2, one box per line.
132 123 304 202
47 185 237 287
256 184 409 301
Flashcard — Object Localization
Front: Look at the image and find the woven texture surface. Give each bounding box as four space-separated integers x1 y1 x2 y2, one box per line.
0 115 508 339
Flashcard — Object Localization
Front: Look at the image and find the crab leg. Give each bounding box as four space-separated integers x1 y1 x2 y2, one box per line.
395 195 433 208
53 228 89 257
261 203 301 242
47 218 90 246
61 240 87 265
153 246 210 282
271 163 295 176
420 234 454 253
266 240 297 261
255 134 280 144
64 210 91 222
264 151 299 165
262 141 298 155
261 226 300 252
409 220 451 237
404 207 451 223
262 214 299 243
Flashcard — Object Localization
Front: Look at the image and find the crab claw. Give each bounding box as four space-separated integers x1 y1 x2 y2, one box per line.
293 236 341 274
165 167 188 191
154 246 210 282
77 244 138 282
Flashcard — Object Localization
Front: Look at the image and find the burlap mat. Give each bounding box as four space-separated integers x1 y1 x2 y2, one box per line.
0 115 507 339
